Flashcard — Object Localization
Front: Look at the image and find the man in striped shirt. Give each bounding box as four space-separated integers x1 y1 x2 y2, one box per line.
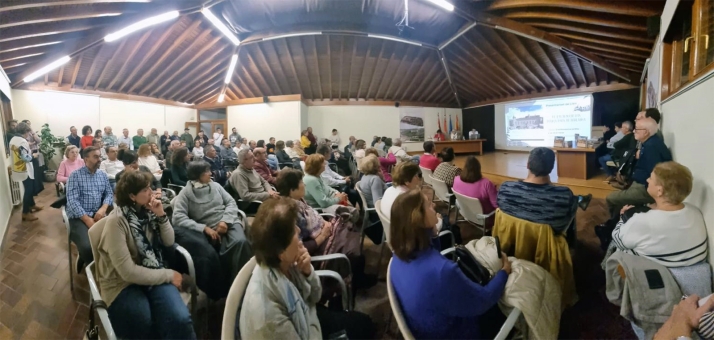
498 147 589 234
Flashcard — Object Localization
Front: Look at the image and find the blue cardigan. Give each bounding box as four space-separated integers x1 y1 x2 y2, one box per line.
390 240 508 339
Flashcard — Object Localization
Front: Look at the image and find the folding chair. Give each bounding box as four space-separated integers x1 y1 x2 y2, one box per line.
453 192 496 235
355 182 385 271
430 176 455 216
62 206 77 299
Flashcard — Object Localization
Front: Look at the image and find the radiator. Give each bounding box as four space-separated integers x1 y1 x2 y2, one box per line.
8 174 21 206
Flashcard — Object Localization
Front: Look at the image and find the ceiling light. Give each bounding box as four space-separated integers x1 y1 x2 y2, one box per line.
217 93 225 102
23 55 70 82
367 34 422 46
423 0 454 11
262 32 322 41
224 54 237 84
201 8 240 45
104 11 179 42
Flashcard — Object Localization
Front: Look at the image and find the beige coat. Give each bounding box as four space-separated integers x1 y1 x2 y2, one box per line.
466 237 562 340
88 208 175 306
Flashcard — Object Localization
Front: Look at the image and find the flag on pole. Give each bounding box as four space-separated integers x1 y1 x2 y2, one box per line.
449 115 453 134
443 115 447 134
437 112 442 133
456 115 460 131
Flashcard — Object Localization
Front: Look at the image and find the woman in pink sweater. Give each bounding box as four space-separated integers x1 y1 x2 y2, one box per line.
452 156 498 228
57 145 85 183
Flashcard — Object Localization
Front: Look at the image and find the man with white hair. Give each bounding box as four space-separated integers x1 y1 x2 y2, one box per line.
102 126 118 147
164 140 180 167
599 120 636 181
228 149 279 214
606 117 671 214
132 128 147 148
117 128 133 150
388 138 420 164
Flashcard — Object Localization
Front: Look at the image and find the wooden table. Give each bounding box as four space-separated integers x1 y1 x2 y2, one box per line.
552 147 598 180
434 139 486 155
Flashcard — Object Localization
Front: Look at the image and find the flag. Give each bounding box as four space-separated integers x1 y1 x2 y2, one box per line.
437 113 442 133
443 115 447 134
456 115 460 131
449 115 453 134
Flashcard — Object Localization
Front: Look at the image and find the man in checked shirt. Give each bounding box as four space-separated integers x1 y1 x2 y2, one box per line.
66 146 114 273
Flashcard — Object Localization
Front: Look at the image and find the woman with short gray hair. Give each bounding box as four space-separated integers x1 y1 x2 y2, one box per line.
171 161 253 299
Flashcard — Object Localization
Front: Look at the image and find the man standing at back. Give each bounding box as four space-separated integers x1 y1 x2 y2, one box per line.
117 128 133 150
146 128 160 146
133 128 147 148
498 147 589 234
180 128 193 151
102 126 118 147
66 146 113 273
67 125 81 149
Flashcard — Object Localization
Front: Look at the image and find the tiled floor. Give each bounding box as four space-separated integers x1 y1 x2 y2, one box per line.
0 182 635 339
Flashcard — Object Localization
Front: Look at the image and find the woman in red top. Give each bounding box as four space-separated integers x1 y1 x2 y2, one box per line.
80 125 94 149
433 129 446 142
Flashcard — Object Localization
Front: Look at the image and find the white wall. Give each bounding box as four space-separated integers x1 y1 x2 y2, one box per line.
0 69 14 244
11 89 196 141
307 105 462 151
227 101 302 143
661 76 714 264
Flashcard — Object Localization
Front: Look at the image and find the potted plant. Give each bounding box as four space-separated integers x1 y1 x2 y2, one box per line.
39 123 66 182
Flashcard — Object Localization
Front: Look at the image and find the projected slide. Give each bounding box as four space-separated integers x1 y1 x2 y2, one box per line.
505 95 592 147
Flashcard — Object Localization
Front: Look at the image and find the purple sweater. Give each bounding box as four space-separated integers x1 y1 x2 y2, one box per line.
452 176 498 228
57 158 85 183
390 238 508 339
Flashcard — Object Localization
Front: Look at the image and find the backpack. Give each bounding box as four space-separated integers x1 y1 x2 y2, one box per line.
447 245 492 286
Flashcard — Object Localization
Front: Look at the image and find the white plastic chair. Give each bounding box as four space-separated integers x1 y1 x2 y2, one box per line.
375 199 391 247
453 192 496 235
430 176 455 216
387 257 522 340
355 182 385 262
86 262 117 340
61 206 76 300
222 256 353 340
419 167 433 187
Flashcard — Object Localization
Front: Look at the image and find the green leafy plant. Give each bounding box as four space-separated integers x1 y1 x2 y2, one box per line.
39 123 65 165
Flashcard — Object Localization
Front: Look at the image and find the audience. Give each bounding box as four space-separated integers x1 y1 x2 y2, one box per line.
358 155 388 208
453 156 498 228
611 161 707 267
170 147 190 186
203 145 229 186
180 128 193 151
133 129 148 148
160 130 171 153
92 139 108 161
354 139 367 168
147 128 160 146
606 118 672 214
228 127 241 147
219 139 238 162
381 161 422 219
232 139 247 155
420 141 441 172
102 126 118 148
329 129 341 146
498 147 579 234
599 120 636 181
240 198 375 339
654 294 714 340
303 154 349 209
115 149 162 201
374 137 385 155
100 146 124 188
252 147 278 185
432 147 460 188
194 131 208 146
150 142 164 161
306 127 318 154
118 128 133 150
96 171 195 339
365 147 395 182
57 145 85 183
248 140 257 150
9 122 42 221
266 137 276 155
229 149 279 213
213 127 224 145
317 144 353 190
164 140 180 168
66 146 113 273
81 125 94 149
67 126 81 148
275 140 294 166
94 129 103 143
389 188 510 339
172 161 252 299
388 138 419 164
192 140 204 159
137 144 162 181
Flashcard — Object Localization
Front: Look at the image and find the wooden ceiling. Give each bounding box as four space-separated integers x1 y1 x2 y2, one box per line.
0 0 665 107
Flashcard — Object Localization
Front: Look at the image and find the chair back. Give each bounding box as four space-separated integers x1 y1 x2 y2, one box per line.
354 181 371 212
375 199 391 246
300 161 306 171
221 257 257 340
453 191 485 225
86 262 117 340
419 167 433 186
387 259 415 340
62 206 70 233
429 176 451 203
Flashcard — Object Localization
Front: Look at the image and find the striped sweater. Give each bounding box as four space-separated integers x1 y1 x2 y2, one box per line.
612 203 708 267
497 180 576 233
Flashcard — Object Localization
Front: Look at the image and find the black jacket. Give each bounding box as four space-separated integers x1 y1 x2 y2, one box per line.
612 133 636 162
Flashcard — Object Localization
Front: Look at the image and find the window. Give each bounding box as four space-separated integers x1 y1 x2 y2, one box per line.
663 0 714 98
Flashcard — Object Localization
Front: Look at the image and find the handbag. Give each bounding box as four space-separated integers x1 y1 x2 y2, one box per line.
450 245 492 286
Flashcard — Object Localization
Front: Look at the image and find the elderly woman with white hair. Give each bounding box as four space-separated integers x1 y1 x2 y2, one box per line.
605 117 672 214
388 138 420 164
57 145 85 183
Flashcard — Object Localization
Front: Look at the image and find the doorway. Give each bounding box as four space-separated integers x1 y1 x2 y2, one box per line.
198 108 227 142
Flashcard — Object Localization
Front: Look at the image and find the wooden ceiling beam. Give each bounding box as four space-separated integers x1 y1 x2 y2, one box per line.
395 48 429 100
228 83 245 99
574 42 650 59
69 53 82 87
593 53 646 65
529 41 568 89
93 38 126 90
244 47 277 95
382 44 412 100
0 1 152 13
579 59 594 85
355 40 375 100
0 45 53 62
105 30 150 91
140 29 212 95
423 78 450 103
44 73 48 85
415 62 447 103
466 82 637 108
457 34 527 94
149 35 222 97
437 50 462 106
501 10 647 31
57 63 65 86
410 58 442 102
175 67 225 102
234 71 256 98
128 19 201 94
447 47 509 98
551 32 652 53
558 50 581 87
372 45 397 100
280 39 303 99
185 78 222 104
296 37 314 99
254 44 283 94
326 36 332 100
81 44 103 89
486 0 662 17
0 32 79 53
0 4 139 29
118 20 180 93
523 21 653 44
451 75 488 103
345 38 358 99
495 31 554 90
161 51 230 99
312 35 323 99
337 36 345 100
236 48 265 97
258 42 290 95
364 40 386 100
0 19 106 43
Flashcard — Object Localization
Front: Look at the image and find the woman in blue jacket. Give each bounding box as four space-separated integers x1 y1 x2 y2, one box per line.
389 188 511 339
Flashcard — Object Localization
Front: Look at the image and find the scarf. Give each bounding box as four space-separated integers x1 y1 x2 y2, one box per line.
121 205 164 269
